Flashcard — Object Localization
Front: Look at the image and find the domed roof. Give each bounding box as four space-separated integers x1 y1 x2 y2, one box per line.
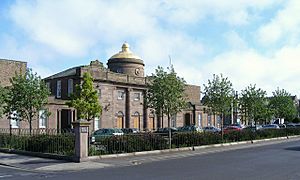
109 43 142 60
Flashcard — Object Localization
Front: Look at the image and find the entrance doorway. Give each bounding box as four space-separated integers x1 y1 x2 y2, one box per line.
185 113 191 126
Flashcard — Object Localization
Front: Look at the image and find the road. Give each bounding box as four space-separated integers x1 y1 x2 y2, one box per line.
2 139 300 180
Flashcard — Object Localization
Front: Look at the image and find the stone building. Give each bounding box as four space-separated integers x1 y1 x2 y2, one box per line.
43 43 218 131
0 59 27 87
0 44 219 131
0 59 27 128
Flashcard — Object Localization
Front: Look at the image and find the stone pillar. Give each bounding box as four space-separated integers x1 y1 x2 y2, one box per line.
125 88 131 128
57 109 61 131
72 119 90 162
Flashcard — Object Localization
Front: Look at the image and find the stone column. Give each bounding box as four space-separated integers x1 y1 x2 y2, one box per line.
125 88 131 128
72 119 91 162
57 109 62 131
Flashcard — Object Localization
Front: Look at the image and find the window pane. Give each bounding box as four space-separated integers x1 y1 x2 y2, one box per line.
57 80 61 98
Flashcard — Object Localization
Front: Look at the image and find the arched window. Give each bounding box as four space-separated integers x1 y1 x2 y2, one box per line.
116 111 124 128
133 112 140 129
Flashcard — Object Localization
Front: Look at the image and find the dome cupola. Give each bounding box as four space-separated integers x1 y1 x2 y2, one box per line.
107 43 144 77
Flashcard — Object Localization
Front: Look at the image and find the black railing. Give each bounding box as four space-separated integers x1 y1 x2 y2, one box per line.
0 128 75 156
89 127 300 156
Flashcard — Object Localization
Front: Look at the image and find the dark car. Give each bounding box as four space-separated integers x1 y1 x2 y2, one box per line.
90 128 124 143
243 125 263 132
262 124 280 130
177 125 203 133
203 126 221 133
155 127 178 136
121 128 140 134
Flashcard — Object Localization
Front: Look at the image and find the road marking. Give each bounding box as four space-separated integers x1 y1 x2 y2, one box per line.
0 175 13 178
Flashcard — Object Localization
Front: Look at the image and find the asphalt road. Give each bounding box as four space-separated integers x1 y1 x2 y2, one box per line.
2 139 300 180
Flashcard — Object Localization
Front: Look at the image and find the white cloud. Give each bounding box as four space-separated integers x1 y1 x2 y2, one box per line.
4 0 299 97
224 31 248 50
257 0 300 45
201 45 300 96
8 0 278 57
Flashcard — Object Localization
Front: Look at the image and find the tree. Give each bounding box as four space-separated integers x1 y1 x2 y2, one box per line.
239 84 269 125
269 88 297 122
4 69 50 134
146 66 186 148
0 85 8 118
66 72 102 121
202 74 234 138
146 66 186 126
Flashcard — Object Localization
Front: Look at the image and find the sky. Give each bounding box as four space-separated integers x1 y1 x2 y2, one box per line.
0 0 300 97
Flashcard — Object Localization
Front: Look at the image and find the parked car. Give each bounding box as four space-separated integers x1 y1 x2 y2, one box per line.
228 124 246 129
155 127 178 136
203 126 221 133
278 124 286 129
243 125 263 132
261 124 280 130
90 128 124 143
177 125 203 133
286 123 296 128
223 126 242 134
121 128 140 134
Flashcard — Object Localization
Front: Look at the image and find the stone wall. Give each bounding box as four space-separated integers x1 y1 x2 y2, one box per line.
0 59 27 87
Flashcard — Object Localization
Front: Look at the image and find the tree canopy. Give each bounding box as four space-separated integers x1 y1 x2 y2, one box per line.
146 66 186 124
66 72 102 121
202 74 234 120
239 84 270 125
4 69 50 133
269 88 297 121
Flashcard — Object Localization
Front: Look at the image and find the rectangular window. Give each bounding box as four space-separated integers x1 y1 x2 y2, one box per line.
67 79 73 96
198 113 202 128
46 82 50 91
10 111 19 128
94 117 100 131
134 93 140 101
39 110 47 129
117 90 124 100
207 115 211 126
57 80 61 98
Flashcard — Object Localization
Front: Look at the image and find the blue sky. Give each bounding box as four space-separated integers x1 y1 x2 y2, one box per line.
1 0 300 96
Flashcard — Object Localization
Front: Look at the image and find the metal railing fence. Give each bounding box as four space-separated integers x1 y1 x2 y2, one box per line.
89 127 300 156
0 128 75 156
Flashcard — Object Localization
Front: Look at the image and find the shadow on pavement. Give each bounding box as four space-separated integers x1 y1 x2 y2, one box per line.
20 159 68 165
285 146 300 151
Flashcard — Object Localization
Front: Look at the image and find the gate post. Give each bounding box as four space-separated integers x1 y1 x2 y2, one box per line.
72 119 90 162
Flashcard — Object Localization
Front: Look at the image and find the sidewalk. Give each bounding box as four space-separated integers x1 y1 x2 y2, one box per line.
0 152 112 172
1 136 300 172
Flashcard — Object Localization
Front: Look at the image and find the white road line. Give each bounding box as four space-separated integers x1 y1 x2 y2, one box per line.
0 175 13 178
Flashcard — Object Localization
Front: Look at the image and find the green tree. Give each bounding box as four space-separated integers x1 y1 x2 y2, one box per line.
239 84 269 125
0 85 8 118
4 69 50 134
66 72 102 121
146 66 186 126
269 88 297 122
146 66 186 148
202 74 234 136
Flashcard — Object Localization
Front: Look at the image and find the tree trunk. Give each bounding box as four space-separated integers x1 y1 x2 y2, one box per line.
168 113 171 149
29 117 32 136
221 113 224 143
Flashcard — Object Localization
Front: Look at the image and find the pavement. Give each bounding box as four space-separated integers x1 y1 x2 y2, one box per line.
1 136 300 172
